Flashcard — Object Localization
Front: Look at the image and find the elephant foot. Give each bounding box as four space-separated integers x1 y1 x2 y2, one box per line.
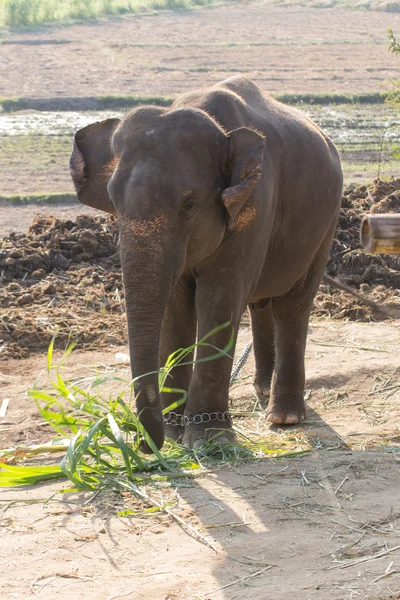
182 423 235 450
164 424 184 442
266 389 306 425
253 382 271 397
253 377 272 409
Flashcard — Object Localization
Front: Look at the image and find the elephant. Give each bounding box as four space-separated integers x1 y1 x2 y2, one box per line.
69 75 343 451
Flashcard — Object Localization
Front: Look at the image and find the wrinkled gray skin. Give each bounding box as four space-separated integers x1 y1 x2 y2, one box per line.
70 76 343 451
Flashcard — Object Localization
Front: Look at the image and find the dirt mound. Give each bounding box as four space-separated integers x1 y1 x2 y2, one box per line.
329 178 400 286
1 180 400 358
315 177 400 320
0 215 125 359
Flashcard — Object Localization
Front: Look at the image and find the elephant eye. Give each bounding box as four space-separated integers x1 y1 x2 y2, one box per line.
181 195 198 217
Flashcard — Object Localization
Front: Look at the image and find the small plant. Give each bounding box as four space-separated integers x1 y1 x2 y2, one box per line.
392 143 400 160
387 29 400 109
388 28 400 54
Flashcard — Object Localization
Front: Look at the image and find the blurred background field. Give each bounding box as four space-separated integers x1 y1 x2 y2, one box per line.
0 0 398 29
0 0 218 28
1 103 399 197
0 0 399 198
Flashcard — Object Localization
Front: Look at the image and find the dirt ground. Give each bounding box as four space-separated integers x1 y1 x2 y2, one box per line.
1 321 400 600
1 4 399 99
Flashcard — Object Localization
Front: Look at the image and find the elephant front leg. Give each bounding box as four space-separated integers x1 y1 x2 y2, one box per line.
182 279 243 449
160 276 196 442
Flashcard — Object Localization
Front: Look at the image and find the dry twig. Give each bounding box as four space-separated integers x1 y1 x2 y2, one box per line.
202 565 273 595
327 544 400 570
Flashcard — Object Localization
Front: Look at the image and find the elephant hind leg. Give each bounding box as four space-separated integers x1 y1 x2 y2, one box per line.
249 298 275 406
267 298 309 426
267 226 337 426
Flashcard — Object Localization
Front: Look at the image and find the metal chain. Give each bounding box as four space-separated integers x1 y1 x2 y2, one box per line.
163 410 232 427
229 340 253 384
163 342 253 427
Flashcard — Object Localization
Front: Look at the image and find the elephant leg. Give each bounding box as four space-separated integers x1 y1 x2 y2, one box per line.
249 299 274 404
266 296 310 425
267 227 337 425
160 276 196 441
182 276 244 449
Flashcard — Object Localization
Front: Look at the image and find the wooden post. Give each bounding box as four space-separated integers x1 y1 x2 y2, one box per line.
361 214 400 254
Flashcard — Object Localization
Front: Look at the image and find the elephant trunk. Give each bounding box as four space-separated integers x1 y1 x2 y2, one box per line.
121 235 174 451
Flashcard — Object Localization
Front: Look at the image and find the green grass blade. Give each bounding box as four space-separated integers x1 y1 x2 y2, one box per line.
160 389 187 413
107 414 134 479
47 334 56 374
57 343 77 368
134 417 170 469
0 463 65 487
99 421 145 470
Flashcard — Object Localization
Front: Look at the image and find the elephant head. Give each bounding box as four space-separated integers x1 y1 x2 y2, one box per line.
70 105 265 450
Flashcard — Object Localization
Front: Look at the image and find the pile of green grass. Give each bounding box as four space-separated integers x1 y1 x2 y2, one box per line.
0 0 221 28
0 324 310 497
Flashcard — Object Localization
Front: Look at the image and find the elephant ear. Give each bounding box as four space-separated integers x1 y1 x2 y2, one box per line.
222 127 265 230
69 118 121 215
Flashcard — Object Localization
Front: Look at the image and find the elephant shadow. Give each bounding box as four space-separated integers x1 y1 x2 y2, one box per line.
166 402 352 600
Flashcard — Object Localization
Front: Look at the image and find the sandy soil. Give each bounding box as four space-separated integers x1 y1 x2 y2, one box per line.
1 321 400 600
1 4 399 99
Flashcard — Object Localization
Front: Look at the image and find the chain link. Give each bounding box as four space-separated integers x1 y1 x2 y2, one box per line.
230 340 253 384
162 340 252 428
163 410 232 427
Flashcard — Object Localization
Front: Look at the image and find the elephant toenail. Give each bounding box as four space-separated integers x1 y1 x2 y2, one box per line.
192 439 206 450
214 436 231 445
284 414 299 425
266 412 283 424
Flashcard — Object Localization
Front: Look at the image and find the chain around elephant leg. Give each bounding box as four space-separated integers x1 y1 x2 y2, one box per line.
182 418 235 450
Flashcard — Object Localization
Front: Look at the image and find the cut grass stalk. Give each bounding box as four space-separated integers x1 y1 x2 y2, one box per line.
119 478 219 551
0 440 70 462
308 338 389 352
0 462 65 486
